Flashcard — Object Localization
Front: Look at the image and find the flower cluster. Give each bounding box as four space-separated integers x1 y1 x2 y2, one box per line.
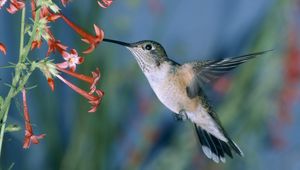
0 0 113 149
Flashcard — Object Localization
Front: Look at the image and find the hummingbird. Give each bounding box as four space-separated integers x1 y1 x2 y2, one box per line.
103 38 270 163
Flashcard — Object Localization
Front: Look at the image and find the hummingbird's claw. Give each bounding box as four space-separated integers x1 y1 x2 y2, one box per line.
173 110 189 121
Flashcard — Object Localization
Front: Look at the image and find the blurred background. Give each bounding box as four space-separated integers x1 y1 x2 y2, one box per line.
1 0 300 169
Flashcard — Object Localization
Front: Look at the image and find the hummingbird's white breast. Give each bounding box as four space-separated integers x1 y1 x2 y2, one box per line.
143 63 227 141
143 63 199 114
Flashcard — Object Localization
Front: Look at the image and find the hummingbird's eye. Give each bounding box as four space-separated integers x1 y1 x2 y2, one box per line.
144 44 153 51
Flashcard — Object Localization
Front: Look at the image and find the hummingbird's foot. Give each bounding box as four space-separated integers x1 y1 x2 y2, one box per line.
173 110 189 121
173 113 185 121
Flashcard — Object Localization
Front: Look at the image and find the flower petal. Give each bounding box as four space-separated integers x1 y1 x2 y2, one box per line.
70 48 77 55
82 44 95 54
47 14 61 22
89 68 101 94
0 42 7 55
31 40 42 50
98 0 113 8
56 62 69 69
30 134 46 144
47 78 55 91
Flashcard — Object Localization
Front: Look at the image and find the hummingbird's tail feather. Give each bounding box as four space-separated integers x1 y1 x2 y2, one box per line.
194 124 243 163
228 138 244 157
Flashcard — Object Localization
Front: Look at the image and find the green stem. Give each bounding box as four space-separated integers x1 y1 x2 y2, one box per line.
0 6 40 158
0 104 10 158
20 11 40 63
18 6 26 62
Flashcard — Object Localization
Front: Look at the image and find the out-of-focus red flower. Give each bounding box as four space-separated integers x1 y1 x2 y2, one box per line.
285 33 300 83
56 49 84 72
213 77 232 94
278 28 300 124
61 0 70 7
268 122 286 150
98 0 113 8
6 0 25 14
53 14 104 54
148 0 164 14
0 42 7 55
22 89 46 149
0 0 7 8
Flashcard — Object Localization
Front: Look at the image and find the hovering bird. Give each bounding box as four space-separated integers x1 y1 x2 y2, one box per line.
103 38 270 163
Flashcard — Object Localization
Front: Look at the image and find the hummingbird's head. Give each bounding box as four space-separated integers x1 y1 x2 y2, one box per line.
103 39 168 72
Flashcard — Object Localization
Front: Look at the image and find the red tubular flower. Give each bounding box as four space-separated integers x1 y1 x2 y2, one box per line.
56 74 104 112
31 40 42 50
30 1 63 52
30 0 35 18
6 0 25 14
47 37 68 56
47 14 61 22
36 61 59 91
22 89 46 149
47 78 55 91
56 67 101 94
0 42 7 55
37 60 103 111
58 14 104 54
40 6 52 18
31 0 53 20
98 0 113 8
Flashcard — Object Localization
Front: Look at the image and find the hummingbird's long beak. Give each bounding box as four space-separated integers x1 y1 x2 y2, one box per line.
103 38 132 47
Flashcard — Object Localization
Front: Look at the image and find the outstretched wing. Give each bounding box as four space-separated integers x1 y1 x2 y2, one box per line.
185 50 271 98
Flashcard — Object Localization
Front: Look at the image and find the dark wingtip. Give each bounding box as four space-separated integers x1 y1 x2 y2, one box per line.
252 49 274 55
239 49 274 58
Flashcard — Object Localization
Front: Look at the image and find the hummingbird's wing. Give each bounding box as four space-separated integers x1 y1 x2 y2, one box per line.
185 50 271 98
